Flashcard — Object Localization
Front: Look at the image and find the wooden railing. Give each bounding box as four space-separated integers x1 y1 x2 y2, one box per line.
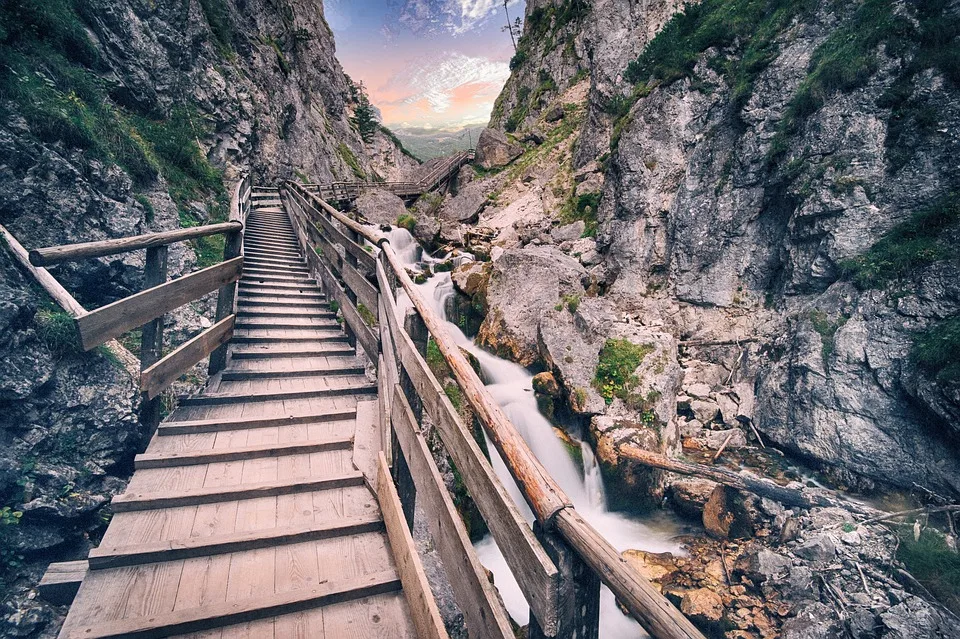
283 181 706 639
24 174 252 431
300 149 475 203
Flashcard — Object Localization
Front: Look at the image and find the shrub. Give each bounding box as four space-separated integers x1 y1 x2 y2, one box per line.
509 50 527 70
896 526 960 614
912 317 960 384
35 308 81 357
809 309 848 365
593 338 655 405
396 213 417 231
839 193 959 288
554 293 581 313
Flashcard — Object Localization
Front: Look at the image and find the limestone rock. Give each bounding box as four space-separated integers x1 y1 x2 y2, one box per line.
669 478 719 518
477 246 587 366
703 486 757 539
794 535 836 563
690 399 721 423
680 588 724 624
622 550 679 592
354 189 408 227
440 181 488 223
474 128 522 169
734 548 792 585
532 372 561 397
451 261 490 298
702 428 748 450
552 221 585 242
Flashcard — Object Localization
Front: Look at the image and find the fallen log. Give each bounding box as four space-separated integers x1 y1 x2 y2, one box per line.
619 445 872 513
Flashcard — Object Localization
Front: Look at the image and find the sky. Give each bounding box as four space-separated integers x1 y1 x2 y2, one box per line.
323 0 525 130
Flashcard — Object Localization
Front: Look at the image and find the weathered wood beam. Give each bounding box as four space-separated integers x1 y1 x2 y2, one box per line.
28 222 242 266
141 315 235 400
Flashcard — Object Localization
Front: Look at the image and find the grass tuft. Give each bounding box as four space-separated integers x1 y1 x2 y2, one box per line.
912 318 960 384
593 338 655 405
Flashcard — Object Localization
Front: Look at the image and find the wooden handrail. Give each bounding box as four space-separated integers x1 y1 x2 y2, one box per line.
29 222 243 267
283 181 707 639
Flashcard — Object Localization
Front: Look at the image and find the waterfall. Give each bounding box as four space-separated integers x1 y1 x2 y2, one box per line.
386 228 685 636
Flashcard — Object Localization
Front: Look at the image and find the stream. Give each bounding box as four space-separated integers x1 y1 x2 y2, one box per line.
387 228 688 637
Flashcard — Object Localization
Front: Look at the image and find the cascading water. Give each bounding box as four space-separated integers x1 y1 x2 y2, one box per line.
389 227 686 637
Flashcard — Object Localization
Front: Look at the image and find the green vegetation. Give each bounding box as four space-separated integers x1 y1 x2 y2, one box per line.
350 91 379 143
337 143 366 180
34 308 81 357
505 70 559 133
198 0 235 56
426 339 445 377
443 381 463 412
396 213 417 232
912 318 960 384
509 50 527 70
809 309 848 365
379 125 420 161
593 338 655 405
134 194 155 223
560 191 601 237
328 300 340 314
357 302 377 327
0 506 23 587
554 293 581 313
840 193 959 288
896 526 960 614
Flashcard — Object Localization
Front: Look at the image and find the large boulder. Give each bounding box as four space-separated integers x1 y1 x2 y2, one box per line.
353 188 408 227
440 181 488 223
474 128 522 170
477 246 586 366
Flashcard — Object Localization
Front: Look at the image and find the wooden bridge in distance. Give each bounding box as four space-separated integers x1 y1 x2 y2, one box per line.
16 160 707 639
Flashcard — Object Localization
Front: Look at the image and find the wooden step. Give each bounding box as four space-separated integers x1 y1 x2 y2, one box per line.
243 246 302 258
230 335 348 345
65 569 401 639
237 299 328 310
220 364 366 380
87 513 384 570
241 274 316 286
243 256 307 267
135 434 354 469
237 290 324 300
235 319 340 330
110 471 366 512
157 410 357 435
238 280 318 292
178 383 375 406
237 307 334 318
230 344 355 359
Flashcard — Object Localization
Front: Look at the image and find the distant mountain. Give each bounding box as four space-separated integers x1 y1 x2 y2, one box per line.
392 126 486 161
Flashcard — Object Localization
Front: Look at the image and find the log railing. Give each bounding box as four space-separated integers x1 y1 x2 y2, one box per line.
283 180 706 639
24 174 252 432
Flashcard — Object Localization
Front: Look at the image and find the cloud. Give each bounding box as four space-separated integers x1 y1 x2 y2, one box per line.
395 0 522 36
384 52 510 113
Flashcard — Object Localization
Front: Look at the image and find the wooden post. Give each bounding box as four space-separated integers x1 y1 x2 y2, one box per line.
208 227 243 374
529 520 600 639
393 308 428 530
139 246 167 437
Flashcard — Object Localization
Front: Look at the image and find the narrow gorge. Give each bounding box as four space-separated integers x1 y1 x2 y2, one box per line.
1 0 958 638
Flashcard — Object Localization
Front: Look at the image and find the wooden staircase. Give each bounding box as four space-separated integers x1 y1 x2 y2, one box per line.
55 188 432 639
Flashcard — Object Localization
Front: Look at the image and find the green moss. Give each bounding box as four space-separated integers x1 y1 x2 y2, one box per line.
840 193 959 288
396 213 417 231
593 338 655 405
337 143 366 180
135 194 155 223
357 303 377 327
198 0 234 56
896 526 960 614
328 300 340 314
426 339 447 378
0 506 23 587
34 308 81 357
809 309 848 365
912 318 960 384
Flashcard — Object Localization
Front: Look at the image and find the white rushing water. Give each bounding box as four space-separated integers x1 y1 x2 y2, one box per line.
387 228 685 636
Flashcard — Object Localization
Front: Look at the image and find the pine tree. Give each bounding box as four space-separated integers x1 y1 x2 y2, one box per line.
350 85 379 144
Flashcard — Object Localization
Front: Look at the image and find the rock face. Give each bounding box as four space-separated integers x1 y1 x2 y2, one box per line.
483 0 960 496
354 189 408 227
473 128 522 169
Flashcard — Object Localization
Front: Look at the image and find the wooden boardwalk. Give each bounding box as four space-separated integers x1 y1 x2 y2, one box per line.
57 190 427 639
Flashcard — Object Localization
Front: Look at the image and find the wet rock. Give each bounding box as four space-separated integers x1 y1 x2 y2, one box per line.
532 372 561 397
680 588 724 624
669 478 718 518
704 486 758 539
622 550 679 591
478 246 586 366
474 128 522 170
450 261 490 298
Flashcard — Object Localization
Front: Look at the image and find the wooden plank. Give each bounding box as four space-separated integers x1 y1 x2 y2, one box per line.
386 302 561 632
88 514 384 570
38 560 88 605
351 400 380 484
340 260 378 317
111 472 365 512
62 570 402 639
308 203 376 271
555 509 706 639
141 316 236 400
315 259 380 364
28 222 243 267
390 389 514 639
76 257 244 351
135 434 353 469
177 383 375 406
375 453 448 639
157 410 356 435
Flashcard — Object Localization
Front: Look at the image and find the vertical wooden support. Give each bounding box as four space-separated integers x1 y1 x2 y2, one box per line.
139 246 168 437
208 227 243 374
340 226 359 349
529 520 601 639
393 308 428 530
